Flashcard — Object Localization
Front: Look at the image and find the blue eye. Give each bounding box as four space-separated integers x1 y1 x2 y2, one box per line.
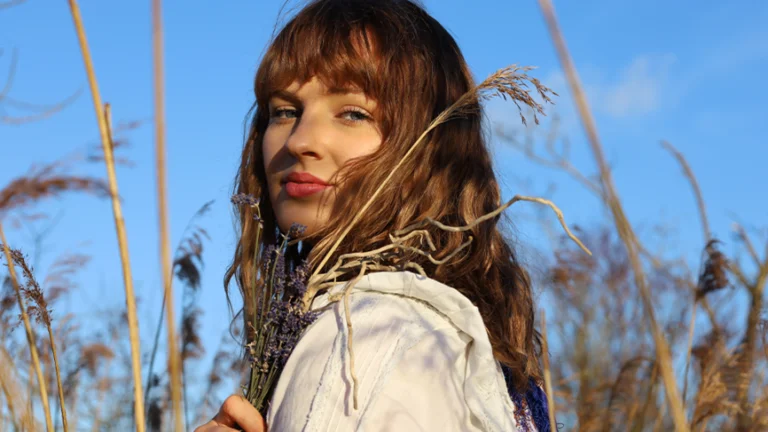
340 109 371 122
273 108 298 119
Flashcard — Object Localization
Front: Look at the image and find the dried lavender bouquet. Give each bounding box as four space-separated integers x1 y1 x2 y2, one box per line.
231 193 319 415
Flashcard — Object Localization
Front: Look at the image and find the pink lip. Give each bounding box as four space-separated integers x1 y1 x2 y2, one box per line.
282 172 331 198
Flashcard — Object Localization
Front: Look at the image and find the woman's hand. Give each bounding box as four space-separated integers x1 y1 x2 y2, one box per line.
194 395 267 432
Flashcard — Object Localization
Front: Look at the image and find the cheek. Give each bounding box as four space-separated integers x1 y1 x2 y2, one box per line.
262 132 281 188
261 132 275 167
335 130 382 165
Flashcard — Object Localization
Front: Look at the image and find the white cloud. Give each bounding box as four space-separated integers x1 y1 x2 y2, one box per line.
535 53 677 122
595 54 676 118
484 53 677 146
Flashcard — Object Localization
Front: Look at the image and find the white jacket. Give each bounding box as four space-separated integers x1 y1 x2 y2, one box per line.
266 271 536 431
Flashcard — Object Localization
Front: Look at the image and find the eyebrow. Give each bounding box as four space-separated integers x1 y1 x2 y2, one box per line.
269 90 301 104
325 85 365 96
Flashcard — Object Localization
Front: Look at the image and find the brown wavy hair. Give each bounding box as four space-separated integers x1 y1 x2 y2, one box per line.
225 0 542 390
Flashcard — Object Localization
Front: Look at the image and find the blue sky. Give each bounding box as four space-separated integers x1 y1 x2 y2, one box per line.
1 0 767 409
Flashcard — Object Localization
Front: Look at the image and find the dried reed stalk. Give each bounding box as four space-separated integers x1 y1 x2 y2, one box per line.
0 345 37 431
0 166 107 214
495 124 603 197
660 141 711 406
536 1 688 430
1 89 82 126
395 195 590 255
540 310 557 431
26 361 33 426
91 356 112 432
308 194 591 305
660 141 710 241
303 66 554 302
69 375 79 431
735 266 767 428
632 361 660 429
734 224 760 268
310 194 589 410
0 224 53 432
65 2 146 430
682 307 697 405
46 311 68 430
46 323 69 432
326 262 369 410
10 248 70 431
144 201 208 423
0 347 20 431
309 65 554 285
152 1 183 430
6 244 73 432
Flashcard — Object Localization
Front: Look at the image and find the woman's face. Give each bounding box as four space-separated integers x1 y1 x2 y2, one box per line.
262 77 382 235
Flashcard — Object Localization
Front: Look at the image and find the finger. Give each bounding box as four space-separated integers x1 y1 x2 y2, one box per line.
212 395 266 432
193 419 238 432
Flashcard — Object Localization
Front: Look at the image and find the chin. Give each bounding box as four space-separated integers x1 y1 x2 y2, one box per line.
276 214 321 237
274 202 329 238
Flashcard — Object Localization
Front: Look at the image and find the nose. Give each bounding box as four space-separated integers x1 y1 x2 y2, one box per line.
285 112 323 161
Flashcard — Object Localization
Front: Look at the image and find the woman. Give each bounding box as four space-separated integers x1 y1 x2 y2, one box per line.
197 0 551 430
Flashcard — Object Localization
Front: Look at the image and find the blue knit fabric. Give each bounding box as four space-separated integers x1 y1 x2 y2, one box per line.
525 383 551 432
501 365 555 431
509 391 532 432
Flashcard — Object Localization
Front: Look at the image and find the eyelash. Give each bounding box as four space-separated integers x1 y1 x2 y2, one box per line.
270 108 298 122
269 107 373 124
339 107 372 123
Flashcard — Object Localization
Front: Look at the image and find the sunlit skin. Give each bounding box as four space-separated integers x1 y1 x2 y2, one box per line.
262 77 382 235
194 395 266 432
195 79 381 431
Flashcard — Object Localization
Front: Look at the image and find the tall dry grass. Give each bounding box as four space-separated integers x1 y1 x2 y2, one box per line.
536 0 689 429
540 310 557 431
0 226 53 432
5 243 70 431
1 1 766 431
151 0 184 430
498 4 768 425
65 0 147 429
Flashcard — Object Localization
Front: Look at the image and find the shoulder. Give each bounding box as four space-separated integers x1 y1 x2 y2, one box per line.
305 271 480 353
267 272 472 429
267 271 525 431
301 272 474 391
323 279 462 336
